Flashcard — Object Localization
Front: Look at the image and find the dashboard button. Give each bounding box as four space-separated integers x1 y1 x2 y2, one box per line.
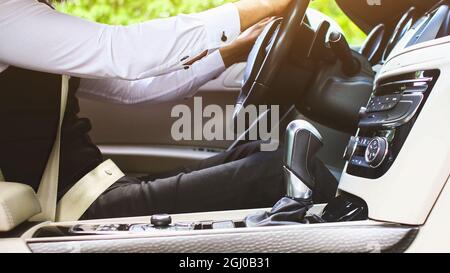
174 222 196 231
351 156 369 168
359 137 371 146
365 137 389 168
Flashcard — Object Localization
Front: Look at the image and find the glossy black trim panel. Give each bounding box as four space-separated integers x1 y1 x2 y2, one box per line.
346 70 440 179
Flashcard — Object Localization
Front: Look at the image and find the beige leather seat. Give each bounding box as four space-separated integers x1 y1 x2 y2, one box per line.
0 182 41 232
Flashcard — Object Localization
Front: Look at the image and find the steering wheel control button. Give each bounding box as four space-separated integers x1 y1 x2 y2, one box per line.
365 137 389 168
151 214 172 227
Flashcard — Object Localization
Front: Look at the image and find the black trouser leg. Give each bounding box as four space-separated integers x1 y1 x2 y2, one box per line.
83 141 286 220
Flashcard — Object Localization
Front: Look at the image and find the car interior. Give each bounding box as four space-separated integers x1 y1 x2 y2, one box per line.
1 0 450 253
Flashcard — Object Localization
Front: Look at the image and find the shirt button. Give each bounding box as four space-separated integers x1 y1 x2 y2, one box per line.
184 66 190 70
221 31 228 42
180 56 189 62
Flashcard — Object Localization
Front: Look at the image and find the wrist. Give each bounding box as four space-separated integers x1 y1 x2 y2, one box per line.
219 43 244 68
219 46 237 68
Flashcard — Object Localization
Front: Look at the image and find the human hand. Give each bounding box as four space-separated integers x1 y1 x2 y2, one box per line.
219 17 276 67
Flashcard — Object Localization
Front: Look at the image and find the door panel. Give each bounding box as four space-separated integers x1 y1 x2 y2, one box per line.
79 64 246 173
97 145 220 175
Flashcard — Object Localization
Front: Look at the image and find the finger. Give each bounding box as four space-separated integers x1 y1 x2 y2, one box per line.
258 16 277 27
258 17 273 25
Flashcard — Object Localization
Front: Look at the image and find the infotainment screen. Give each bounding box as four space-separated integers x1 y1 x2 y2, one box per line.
406 5 450 47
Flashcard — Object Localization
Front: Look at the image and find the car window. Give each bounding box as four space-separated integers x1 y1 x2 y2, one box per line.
55 0 366 45
310 0 367 45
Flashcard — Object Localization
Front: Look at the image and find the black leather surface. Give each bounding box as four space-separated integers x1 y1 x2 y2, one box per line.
245 197 312 227
289 130 323 190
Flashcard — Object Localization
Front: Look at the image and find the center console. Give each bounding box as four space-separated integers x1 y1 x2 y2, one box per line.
32 120 342 238
32 214 249 237
344 70 440 179
337 33 450 226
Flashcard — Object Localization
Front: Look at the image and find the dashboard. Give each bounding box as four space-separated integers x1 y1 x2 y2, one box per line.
337 2 450 226
343 3 450 179
382 4 450 63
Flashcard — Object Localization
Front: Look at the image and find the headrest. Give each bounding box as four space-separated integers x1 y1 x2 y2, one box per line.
0 182 41 232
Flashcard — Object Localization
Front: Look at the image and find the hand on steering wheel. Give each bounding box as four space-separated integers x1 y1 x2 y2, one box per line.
234 0 311 120
220 17 277 68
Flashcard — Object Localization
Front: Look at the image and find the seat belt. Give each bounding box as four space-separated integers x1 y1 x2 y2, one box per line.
30 75 124 222
57 159 124 221
30 75 70 222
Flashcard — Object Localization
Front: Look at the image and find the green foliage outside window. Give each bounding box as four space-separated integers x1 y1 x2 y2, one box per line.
54 0 366 45
310 0 366 45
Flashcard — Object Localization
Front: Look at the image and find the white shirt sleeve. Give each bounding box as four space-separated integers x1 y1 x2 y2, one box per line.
0 0 241 80
77 50 226 104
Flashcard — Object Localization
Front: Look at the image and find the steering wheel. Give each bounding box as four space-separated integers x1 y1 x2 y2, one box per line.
234 0 311 120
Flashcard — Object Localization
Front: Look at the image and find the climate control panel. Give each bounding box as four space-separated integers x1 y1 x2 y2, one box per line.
345 70 439 179
344 136 389 169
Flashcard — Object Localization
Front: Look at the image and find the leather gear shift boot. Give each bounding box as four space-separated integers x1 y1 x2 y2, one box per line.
245 197 313 227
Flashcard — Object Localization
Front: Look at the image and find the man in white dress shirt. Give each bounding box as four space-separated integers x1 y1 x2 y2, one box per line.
0 0 338 220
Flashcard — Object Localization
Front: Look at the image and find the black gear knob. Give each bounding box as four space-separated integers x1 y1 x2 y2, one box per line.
329 32 361 76
284 120 323 200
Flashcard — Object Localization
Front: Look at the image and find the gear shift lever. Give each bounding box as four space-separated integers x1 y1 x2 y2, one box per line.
245 120 326 227
245 120 337 227
284 120 323 201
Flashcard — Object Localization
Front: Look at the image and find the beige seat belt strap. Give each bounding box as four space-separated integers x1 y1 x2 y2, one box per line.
30 75 70 222
30 75 125 222
57 160 124 221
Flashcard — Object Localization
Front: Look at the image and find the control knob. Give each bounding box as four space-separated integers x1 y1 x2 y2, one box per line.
365 137 389 168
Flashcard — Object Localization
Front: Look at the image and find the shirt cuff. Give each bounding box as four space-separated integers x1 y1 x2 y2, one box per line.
193 49 226 77
195 3 241 50
187 50 226 97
